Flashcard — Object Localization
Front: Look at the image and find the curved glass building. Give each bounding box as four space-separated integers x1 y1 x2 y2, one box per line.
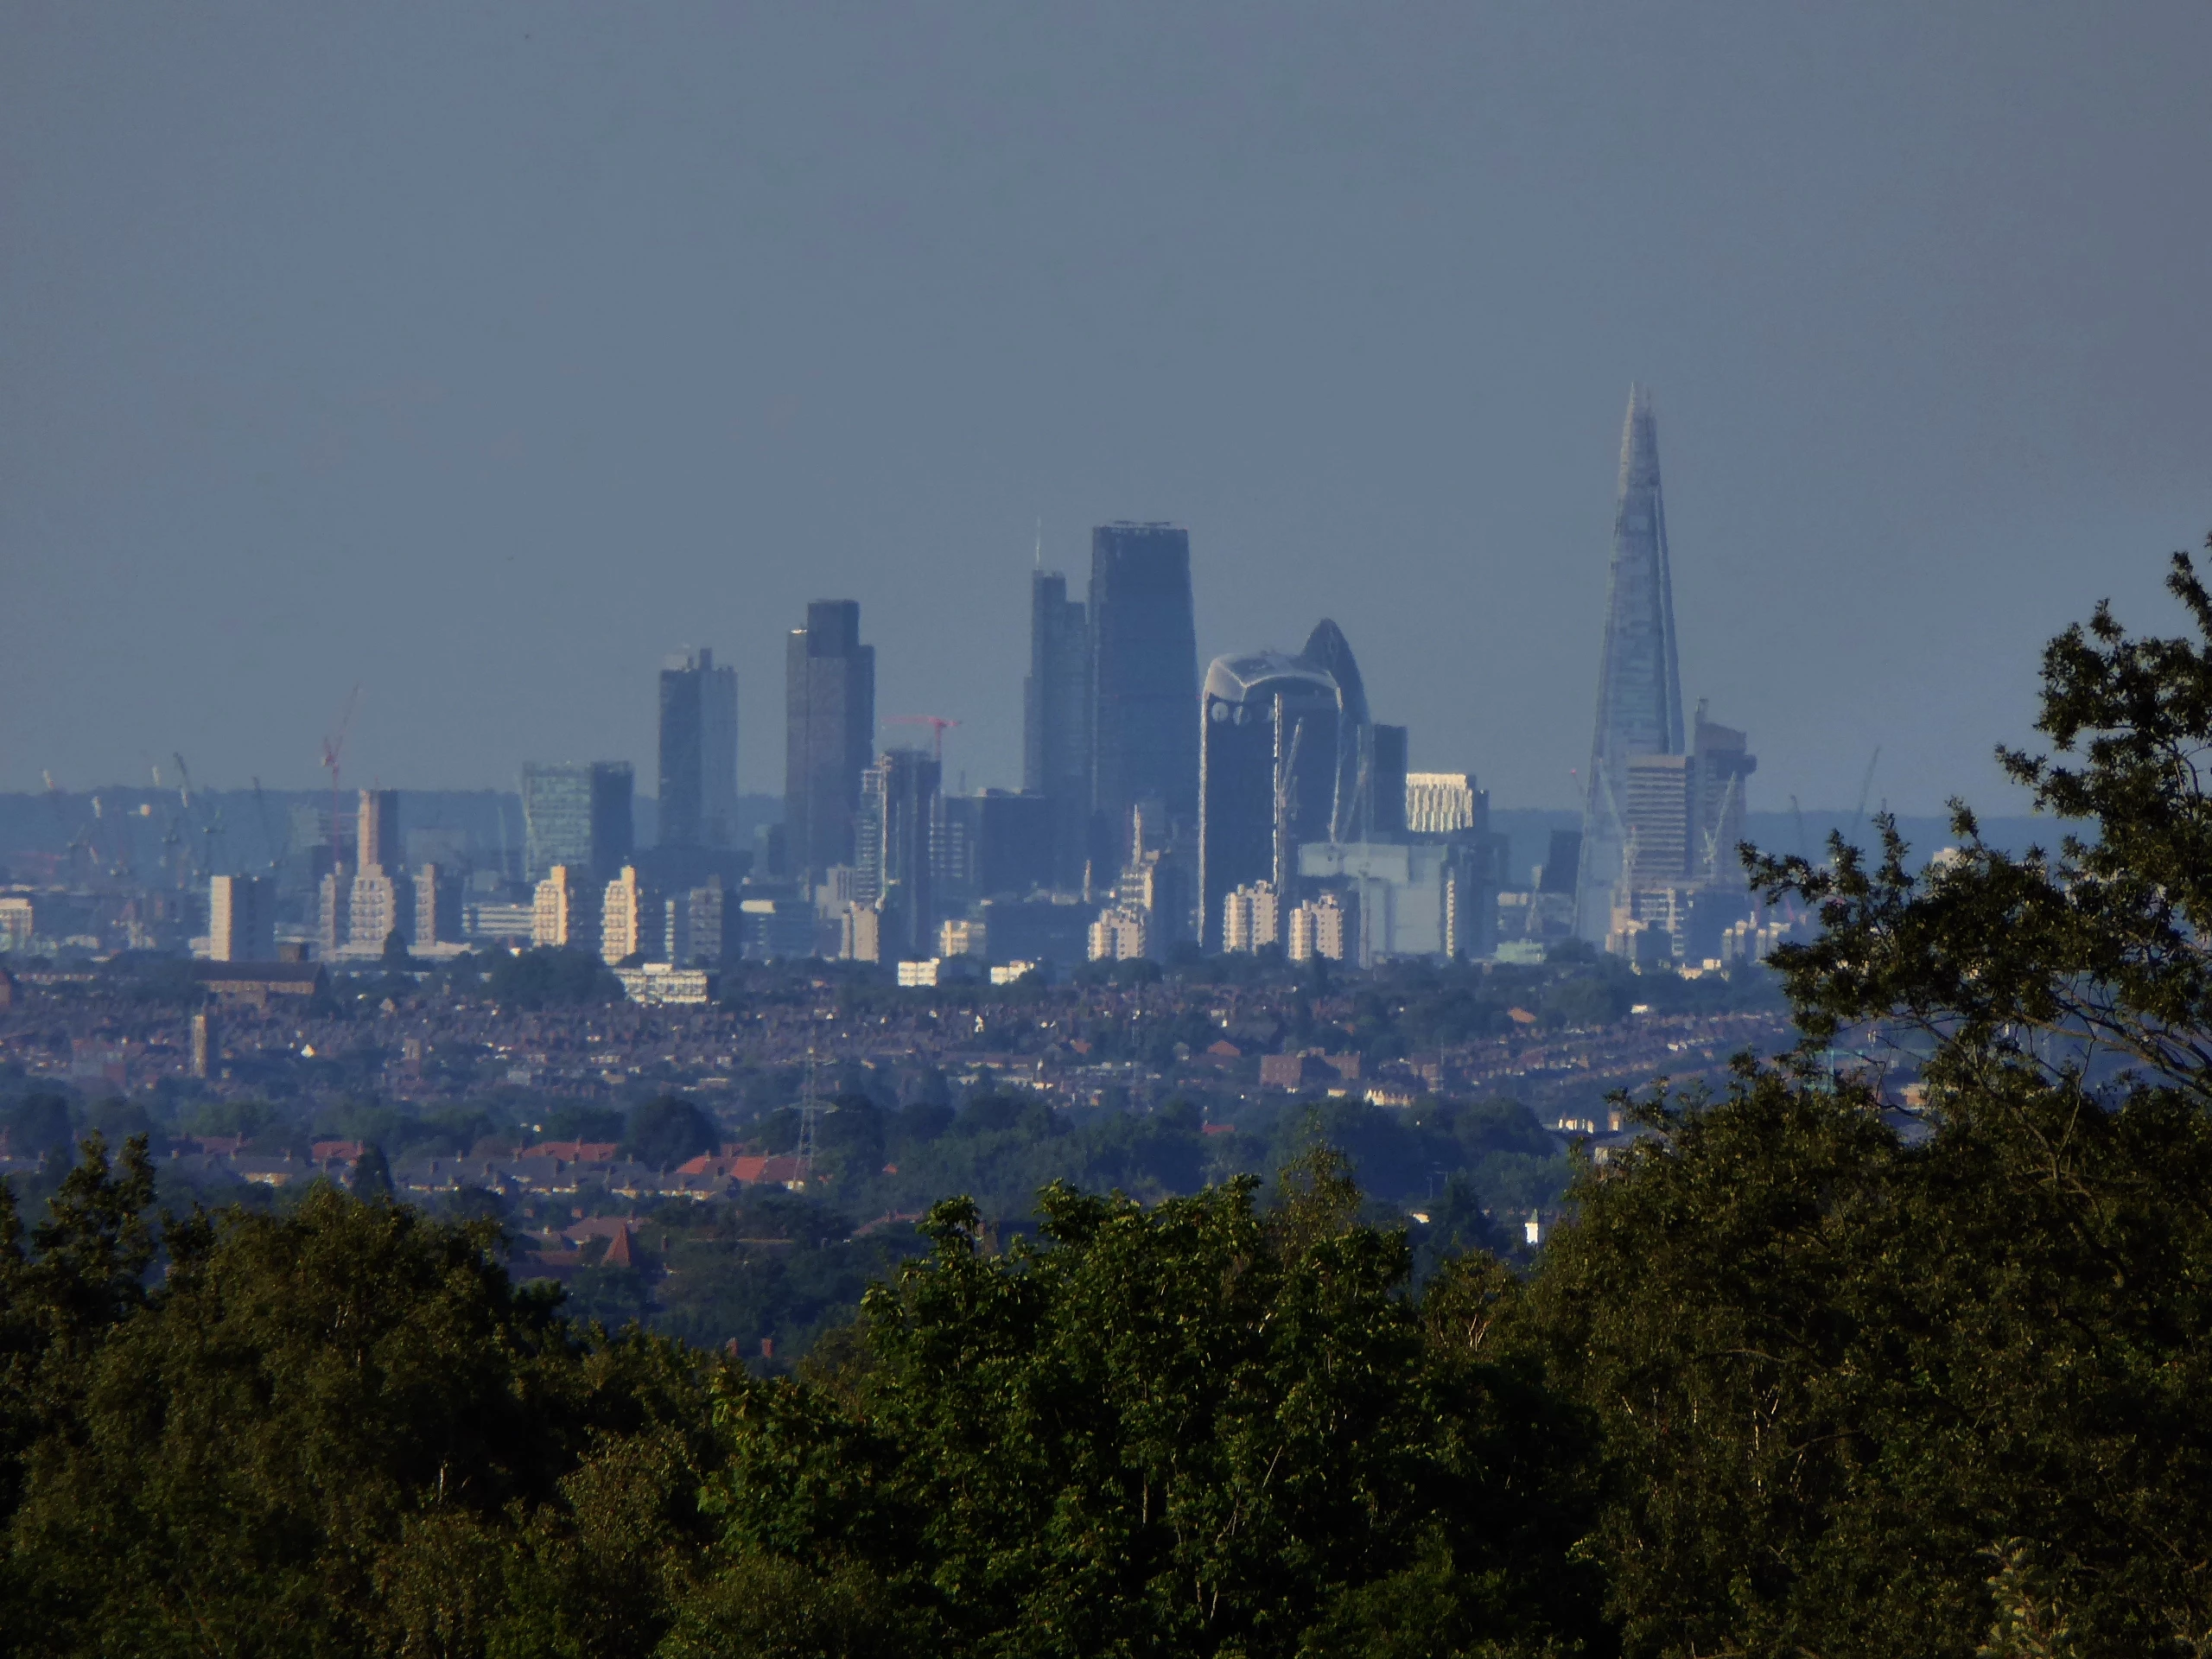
1198 620 1374 950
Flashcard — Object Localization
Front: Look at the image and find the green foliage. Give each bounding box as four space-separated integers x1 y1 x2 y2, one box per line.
626 1095 718 1169
648 1195 925 1360
1513 544 2212 1656
1537 971 1630 1031
177 1095 281 1143
484 945 620 1010
0 1173 715 1656
0 1134 158 1535
2 1094 72 1160
543 1103 626 1143
696 1155 1602 1657
347 1141 394 1200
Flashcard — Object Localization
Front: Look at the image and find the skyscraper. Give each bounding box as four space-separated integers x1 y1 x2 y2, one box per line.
1690 703 1756 885
531 864 599 949
348 788 410 952
1575 386 1686 941
413 863 461 949
601 865 655 965
1404 772 1480 836
1089 524 1199 862
1198 622 1372 951
855 748 940 960
1370 726 1409 837
1621 753 1695 889
1023 569 1090 889
658 648 739 850
785 601 876 882
348 864 407 954
356 790 400 872
521 762 634 886
1295 620 1376 842
207 874 273 963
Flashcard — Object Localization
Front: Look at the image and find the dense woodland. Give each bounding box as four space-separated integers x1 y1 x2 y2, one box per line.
10 557 2212 1654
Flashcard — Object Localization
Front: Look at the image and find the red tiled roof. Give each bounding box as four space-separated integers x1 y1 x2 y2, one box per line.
732 1154 804 1185
520 1141 620 1164
677 1153 741 1177
564 1216 639 1243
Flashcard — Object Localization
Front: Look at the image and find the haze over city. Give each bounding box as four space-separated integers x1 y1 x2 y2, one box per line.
7 3 2210 813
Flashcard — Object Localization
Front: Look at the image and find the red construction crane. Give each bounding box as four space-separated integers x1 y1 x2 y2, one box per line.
887 715 959 764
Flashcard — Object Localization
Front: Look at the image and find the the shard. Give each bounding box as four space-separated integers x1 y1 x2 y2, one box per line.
1573 385 1685 941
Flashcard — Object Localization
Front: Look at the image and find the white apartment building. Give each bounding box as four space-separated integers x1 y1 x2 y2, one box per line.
601 866 655 965
531 865 599 950
1222 881 1281 952
207 875 273 962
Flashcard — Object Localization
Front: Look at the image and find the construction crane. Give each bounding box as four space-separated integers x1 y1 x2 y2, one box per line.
92 794 134 881
152 761 189 889
1699 770 1743 882
42 772 92 884
171 752 226 880
1272 715 1308 894
321 685 362 865
887 715 959 764
250 778 284 874
1852 748 1882 839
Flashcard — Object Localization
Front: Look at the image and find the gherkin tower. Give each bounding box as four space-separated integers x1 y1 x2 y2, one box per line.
1574 385 1685 941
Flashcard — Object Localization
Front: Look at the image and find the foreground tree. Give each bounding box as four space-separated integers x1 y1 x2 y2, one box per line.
690 1154 1604 1658
0 1174 716 1657
1520 547 2212 1656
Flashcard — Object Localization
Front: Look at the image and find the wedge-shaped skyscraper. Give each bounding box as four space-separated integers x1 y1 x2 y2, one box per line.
1575 386 1686 941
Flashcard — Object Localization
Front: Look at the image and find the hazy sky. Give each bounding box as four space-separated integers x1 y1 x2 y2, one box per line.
6 3 2209 813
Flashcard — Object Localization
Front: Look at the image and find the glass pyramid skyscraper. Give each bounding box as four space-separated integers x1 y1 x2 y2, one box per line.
1573 385 1685 941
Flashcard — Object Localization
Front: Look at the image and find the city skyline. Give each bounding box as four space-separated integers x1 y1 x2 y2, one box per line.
8 9 2209 817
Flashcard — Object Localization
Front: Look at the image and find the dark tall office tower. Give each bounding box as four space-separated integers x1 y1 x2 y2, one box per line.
522 761 634 885
1198 645 1348 951
1575 386 1686 941
1539 829 1583 896
1088 524 1199 866
1370 725 1408 836
1023 570 1090 889
855 749 940 959
592 764 636 880
785 601 876 882
936 789 1055 909
658 648 739 849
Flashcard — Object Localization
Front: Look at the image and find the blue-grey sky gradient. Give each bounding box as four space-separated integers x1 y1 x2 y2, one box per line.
5 3 2209 812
